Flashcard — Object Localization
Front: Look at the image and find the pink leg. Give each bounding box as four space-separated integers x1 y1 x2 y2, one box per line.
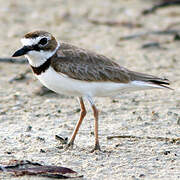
67 97 87 147
91 104 101 152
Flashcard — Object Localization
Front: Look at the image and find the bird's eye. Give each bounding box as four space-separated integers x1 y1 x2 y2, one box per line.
39 38 48 45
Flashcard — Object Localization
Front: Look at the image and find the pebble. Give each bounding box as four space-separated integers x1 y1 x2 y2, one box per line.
164 150 171 155
26 125 32 132
177 117 180 125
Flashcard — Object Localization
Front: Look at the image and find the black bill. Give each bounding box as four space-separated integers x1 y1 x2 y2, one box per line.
12 46 32 57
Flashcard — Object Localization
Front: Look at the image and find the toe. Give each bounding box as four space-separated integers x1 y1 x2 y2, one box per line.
64 141 74 150
90 143 101 153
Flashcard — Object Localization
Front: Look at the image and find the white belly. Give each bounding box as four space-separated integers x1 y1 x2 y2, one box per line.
36 67 163 97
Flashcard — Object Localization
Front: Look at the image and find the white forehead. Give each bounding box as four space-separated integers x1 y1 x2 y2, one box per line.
21 36 51 46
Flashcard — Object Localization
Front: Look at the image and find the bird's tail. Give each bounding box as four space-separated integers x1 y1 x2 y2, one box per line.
129 71 172 90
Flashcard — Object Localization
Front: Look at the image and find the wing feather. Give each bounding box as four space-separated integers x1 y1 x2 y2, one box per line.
51 43 130 83
51 42 171 89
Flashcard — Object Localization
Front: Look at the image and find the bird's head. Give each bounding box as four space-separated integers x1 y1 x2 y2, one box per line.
12 30 59 66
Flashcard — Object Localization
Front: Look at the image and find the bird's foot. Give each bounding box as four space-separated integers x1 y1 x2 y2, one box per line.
90 143 101 153
64 141 74 150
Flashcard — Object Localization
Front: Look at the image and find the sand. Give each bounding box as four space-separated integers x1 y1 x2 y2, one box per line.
0 0 179 179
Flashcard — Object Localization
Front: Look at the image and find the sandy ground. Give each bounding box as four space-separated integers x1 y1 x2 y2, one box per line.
0 0 180 179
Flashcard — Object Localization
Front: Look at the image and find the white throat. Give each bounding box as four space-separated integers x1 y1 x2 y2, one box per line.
24 42 60 67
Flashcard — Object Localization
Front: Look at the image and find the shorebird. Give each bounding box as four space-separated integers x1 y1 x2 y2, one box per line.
12 30 171 152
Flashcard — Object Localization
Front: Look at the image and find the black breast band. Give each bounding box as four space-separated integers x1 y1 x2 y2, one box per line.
30 57 51 75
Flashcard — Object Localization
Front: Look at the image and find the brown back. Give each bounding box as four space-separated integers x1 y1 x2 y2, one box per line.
51 43 130 83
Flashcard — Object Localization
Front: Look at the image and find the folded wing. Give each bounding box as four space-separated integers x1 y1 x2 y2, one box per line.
51 42 171 89
51 43 130 83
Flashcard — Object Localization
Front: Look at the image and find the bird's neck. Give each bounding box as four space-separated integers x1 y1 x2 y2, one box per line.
26 42 60 67
30 56 52 75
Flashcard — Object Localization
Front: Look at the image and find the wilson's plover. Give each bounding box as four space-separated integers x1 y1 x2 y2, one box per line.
12 30 171 152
